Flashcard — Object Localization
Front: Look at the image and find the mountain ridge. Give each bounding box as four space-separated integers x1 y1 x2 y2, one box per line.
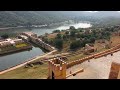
0 11 120 27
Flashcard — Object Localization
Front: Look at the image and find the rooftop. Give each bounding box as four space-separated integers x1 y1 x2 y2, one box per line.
0 38 23 46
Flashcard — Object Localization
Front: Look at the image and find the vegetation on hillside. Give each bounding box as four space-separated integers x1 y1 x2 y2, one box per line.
0 11 70 27
42 24 120 51
1 11 120 28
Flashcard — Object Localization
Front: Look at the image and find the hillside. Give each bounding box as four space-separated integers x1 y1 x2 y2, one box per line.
0 11 70 27
1 11 120 27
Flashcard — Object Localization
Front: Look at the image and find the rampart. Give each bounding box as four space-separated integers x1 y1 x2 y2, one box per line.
66 44 120 69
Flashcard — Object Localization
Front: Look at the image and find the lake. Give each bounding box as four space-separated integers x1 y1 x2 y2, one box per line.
0 22 92 71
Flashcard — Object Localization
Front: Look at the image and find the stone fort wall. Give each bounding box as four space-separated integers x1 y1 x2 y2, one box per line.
48 58 66 79
67 44 120 69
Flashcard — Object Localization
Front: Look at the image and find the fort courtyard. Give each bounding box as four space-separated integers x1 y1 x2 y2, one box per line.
67 51 120 79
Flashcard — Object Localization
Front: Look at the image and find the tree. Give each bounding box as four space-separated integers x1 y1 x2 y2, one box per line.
1 34 9 39
54 39 63 49
70 30 76 37
76 33 81 38
65 31 69 35
42 37 48 43
69 26 76 30
89 37 95 43
56 33 62 39
63 35 67 40
70 40 80 49
52 30 60 33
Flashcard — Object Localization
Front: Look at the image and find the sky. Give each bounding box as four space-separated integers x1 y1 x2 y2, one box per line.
86 11 120 13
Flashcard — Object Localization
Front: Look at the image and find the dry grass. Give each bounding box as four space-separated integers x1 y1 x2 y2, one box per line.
47 31 65 39
0 63 48 79
110 35 120 47
47 33 57 39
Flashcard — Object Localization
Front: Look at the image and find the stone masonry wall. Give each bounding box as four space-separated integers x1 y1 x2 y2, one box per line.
109 62 120 79
67 44 120 69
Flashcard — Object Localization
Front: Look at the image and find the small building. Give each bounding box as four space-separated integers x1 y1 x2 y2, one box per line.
0 38 24 48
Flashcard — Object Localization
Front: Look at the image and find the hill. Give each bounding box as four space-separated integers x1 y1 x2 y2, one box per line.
1 11 120 27
0 11 70 27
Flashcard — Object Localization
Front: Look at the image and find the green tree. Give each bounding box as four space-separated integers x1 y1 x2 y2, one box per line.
1 34 9 39
54 39 63 49
63 35 67 40
65 31 69 35
69 26 76 30
52 30 60 33
56 33 62 39
89 37 95 43
70 30 76 37
70 40 80 49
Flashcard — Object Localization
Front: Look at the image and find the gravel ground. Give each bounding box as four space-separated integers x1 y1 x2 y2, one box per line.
67 51 120 79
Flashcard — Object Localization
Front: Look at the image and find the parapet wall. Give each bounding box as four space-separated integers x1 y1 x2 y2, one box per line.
67 44 120 69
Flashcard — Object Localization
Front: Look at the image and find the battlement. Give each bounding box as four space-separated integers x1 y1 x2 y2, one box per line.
48 58 66 79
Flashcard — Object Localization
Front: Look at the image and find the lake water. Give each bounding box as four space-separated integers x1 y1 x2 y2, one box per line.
0 22 92 71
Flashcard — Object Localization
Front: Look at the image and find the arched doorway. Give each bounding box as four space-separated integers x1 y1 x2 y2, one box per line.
52 71 55 79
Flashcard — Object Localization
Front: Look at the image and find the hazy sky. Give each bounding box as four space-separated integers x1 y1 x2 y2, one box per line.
85 11 120 13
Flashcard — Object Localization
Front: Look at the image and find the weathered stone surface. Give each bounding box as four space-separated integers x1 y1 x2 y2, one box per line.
48 58 66 79
109 62 120 79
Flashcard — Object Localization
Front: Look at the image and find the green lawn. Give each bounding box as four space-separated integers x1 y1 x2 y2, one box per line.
15 43 27 48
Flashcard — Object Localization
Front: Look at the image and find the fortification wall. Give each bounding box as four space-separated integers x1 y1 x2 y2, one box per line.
67 44 120 69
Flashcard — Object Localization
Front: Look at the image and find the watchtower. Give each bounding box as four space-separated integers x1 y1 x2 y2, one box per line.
48 58 66 79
